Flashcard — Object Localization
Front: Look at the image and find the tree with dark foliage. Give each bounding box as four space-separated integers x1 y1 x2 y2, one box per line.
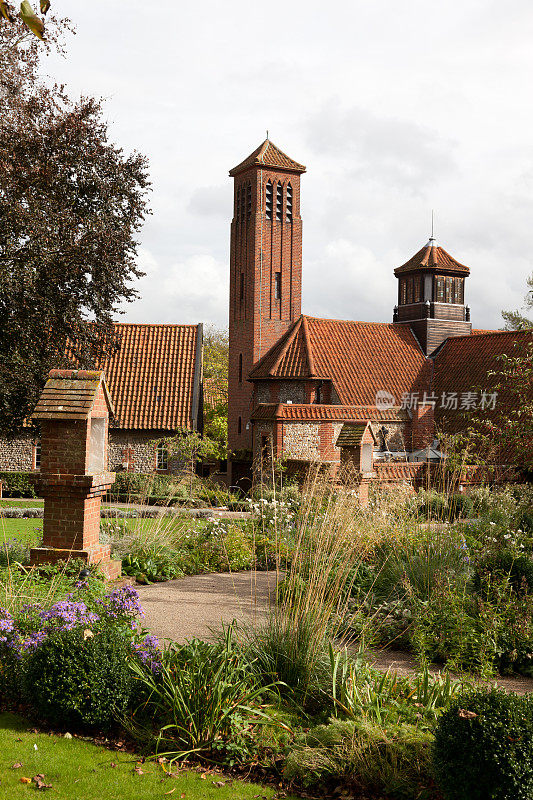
0 16 151 434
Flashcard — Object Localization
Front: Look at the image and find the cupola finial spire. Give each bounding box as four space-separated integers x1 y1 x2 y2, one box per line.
427 209 438 248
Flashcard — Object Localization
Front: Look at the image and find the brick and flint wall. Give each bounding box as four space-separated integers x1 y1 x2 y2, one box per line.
0 428 187 476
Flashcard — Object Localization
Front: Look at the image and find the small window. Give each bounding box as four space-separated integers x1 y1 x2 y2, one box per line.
445 277 453 303
274 272 281 300
34 438 41 470
286 182 293 221
240 272 245 302
413 275 421 303
400 279 407 305
238 353 243 383
238 416 242 435
265 181 273 220
276 182 283 221
315 384 322 404
435 276 445 303
454 277 463 304
236 186 241 221
246 182 252 218
156 441 168 471
406 277 413 304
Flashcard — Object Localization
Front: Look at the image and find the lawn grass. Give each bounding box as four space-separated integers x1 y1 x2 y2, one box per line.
0 500 43 508
0 519 42 546
0 714 294 800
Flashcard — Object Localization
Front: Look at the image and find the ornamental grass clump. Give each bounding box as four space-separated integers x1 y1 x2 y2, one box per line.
128 627 279 765
244 467 383 714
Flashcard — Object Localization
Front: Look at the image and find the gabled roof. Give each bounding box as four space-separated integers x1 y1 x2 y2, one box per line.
32 370 113 421
394 238 470 276
229 139 306 177
336 422 377 447
249 315 432 407
251 404 409 422
433 329 533 430
97 324 202 431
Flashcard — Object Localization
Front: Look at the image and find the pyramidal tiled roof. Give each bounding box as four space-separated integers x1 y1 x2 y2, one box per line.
95 324 202 431
249 315 432 407
394 238 470 276
229 140 306 177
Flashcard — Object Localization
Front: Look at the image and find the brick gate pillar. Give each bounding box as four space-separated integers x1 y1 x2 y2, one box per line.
29 370 120 579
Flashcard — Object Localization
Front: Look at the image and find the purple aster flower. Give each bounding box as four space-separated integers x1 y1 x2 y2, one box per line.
22 631 48 651
97 586 144 622
0 608 14 643
132 634 162 673
39 600 99 631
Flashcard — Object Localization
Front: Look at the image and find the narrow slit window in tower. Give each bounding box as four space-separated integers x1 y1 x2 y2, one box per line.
246 182 252 218
286 183 293 221
238 416 242 435
276 182 283 221
238 353 243 383
265 181 273 220
240 272 244 302
274 272 281 300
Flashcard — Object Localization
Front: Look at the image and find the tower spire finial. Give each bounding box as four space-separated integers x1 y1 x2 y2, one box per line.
266 129 269 140
427 210 438 247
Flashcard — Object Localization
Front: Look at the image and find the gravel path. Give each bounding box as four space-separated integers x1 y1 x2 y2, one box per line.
136 570 278 643
137 570 533 695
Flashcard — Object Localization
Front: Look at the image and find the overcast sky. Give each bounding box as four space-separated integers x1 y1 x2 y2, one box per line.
43 0 533 330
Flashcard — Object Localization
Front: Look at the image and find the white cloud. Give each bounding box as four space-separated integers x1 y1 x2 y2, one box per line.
42 0 533 333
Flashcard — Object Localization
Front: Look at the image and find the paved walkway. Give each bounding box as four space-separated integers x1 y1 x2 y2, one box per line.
137 570 533 695
137 570 278 643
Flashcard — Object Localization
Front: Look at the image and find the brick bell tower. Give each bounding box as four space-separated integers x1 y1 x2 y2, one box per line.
228 139 306 485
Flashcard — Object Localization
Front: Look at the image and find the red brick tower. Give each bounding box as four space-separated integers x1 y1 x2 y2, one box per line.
228 140 306 485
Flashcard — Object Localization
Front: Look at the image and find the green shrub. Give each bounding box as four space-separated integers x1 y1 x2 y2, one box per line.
24 626 133 730
284 717 434 796
434 689 533 800
0 471 36 498
473 550 533 595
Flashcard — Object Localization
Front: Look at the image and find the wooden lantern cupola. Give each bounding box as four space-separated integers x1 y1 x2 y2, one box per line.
393 236 472 355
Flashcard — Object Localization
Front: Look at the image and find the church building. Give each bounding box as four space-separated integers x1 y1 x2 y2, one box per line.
227 139 531 486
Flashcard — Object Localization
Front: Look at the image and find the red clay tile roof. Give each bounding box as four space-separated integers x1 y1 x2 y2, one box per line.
394 239 470 276
229 140 306 177
203 376 228 411
432 329 533 431
96 324 202 431
249 315 432 407
32 370 113 421
251 404 410 422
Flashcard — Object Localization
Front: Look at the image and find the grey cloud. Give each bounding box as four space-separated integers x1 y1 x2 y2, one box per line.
187 185 231 217
305 100 457 190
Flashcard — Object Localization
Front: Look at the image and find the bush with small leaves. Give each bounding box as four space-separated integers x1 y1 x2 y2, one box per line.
433 688 533 800
24 625 133 730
